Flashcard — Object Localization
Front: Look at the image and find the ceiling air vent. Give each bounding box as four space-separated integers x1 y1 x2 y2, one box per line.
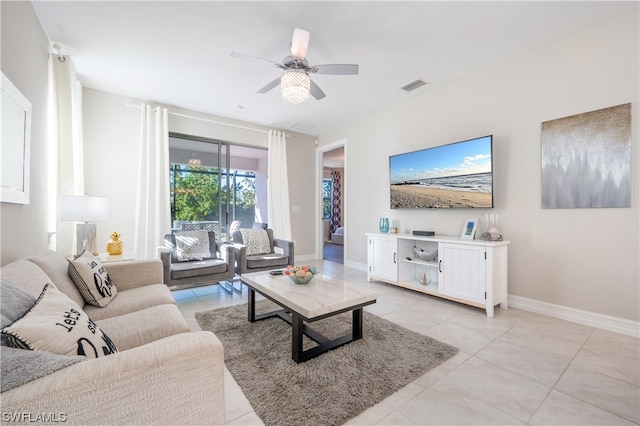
400 78 428 92
290 121 314 131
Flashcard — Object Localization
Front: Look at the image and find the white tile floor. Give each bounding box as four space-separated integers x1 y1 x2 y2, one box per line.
173 260 640 425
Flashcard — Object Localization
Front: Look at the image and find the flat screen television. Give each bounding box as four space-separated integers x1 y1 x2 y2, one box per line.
389 135 493 209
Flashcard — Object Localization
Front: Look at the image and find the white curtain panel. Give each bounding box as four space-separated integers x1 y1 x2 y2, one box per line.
267 130 292 241
133 105 171 259
51 54 84 256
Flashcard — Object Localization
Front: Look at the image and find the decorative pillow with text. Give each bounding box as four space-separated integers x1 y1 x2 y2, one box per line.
68 251 117 307
1 283 118 359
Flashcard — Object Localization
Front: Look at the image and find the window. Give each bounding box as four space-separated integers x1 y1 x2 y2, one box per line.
322 178 332 220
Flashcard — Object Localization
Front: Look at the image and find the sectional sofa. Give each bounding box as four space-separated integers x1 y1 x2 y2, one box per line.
0 250 224 425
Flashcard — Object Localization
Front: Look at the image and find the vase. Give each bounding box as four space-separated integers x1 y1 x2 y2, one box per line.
379 218 390 233
480 213 503 241
106 231 124 255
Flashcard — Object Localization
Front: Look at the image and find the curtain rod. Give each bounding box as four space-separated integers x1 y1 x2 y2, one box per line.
126 103 281 136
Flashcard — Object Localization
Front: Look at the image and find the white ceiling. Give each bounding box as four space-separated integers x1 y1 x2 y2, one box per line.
32 1 637 137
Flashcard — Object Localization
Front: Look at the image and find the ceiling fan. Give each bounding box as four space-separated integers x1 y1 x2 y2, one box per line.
230 28 359 104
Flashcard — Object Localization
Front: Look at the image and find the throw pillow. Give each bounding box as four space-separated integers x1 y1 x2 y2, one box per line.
174 230 211 261
1 283 118 359
68 251 117 307
240 229 271 256
0 279 37 347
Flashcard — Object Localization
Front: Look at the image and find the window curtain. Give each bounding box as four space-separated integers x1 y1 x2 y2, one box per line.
267 130 292 240
133 105 171 259
331 170 342 233
51 54 84 255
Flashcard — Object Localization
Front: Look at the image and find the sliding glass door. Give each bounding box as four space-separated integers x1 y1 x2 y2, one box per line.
168 133 266 241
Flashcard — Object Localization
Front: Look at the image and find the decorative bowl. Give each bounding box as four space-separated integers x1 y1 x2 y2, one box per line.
412 246 438 262
284 265 317 285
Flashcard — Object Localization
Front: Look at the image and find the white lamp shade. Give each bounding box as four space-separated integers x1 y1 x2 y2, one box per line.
60 195 109 222
281 70 310 104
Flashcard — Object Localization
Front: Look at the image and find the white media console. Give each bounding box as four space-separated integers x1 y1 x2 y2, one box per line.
366 232 510 316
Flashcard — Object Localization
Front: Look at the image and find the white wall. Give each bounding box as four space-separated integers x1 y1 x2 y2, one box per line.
82 89 317 257
319 10 639 322
0 1 52 264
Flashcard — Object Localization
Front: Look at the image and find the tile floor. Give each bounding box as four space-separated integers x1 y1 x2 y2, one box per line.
173 260 640 425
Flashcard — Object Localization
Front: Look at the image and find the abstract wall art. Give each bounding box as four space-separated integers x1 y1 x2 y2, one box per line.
541 103 631 209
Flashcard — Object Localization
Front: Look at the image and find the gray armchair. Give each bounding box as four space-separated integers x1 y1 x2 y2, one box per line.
232 228 294 275
158 231 235 288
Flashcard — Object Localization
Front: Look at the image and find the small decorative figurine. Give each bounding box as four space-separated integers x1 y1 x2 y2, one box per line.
106 231 124 255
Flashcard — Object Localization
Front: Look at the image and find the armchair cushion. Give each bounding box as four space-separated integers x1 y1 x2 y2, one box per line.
239 229 271 255
174 230 211 261
170 258 229 280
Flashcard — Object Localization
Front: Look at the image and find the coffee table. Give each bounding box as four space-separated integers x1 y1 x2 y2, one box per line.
240 270 378 363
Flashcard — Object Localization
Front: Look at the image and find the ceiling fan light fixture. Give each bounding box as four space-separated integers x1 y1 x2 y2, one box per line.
281 70 310 104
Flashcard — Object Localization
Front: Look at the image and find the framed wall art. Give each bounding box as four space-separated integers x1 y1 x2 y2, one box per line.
541 103 631 209
1 72 32 204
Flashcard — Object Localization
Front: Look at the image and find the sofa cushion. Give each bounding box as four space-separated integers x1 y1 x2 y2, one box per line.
174 230 211 261
170 258 228 280
0 259 58 300
1 283 118 359
97 304 189 351
83 284 176 321
0 346 83 392
68 251 118 307
27 250 86 307
240 229 271 255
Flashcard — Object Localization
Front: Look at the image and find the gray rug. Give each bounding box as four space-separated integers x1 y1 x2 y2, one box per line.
196 300 458 426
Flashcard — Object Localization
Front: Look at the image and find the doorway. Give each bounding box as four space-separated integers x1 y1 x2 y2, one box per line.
317 139 346 264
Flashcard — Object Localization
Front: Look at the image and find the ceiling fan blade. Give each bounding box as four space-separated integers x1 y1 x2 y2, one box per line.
290 28 309 60
312 64 359 75
310 80 326 100
257 77 281 94
230 51 283 69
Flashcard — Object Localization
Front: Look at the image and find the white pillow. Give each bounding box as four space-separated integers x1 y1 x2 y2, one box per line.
1 283 118 359
68 251 117 307
175 230 211 261
240 229 271 256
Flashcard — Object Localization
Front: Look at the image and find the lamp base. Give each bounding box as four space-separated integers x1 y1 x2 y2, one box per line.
76 223 98 256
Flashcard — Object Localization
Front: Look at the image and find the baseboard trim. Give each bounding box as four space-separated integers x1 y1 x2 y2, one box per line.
509 295 639 338
315 259 638 338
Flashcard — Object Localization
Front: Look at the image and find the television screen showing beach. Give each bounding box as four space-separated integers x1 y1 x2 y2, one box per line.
389 135 493 209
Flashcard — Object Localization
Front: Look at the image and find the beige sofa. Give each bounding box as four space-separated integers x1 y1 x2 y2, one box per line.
0 251 224 425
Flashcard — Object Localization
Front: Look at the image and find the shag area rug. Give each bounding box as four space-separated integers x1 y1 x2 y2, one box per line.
196 300 458 426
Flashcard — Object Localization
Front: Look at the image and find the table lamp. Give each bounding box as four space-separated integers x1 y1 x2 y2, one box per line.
60 195 109 256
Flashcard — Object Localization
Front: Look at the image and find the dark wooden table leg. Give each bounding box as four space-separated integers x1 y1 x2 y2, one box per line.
291 312 304 363
248 287 256 322
352 308 363 340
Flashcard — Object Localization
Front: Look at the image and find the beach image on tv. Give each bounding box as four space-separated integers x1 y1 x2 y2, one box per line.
389 136 493 208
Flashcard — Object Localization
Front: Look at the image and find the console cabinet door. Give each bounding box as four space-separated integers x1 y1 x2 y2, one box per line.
368 235 398 282
439 242 486 305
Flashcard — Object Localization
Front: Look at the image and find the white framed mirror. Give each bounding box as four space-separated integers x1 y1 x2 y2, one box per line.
1 72 32 204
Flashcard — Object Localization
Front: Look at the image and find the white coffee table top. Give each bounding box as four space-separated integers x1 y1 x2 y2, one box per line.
241 271 378 320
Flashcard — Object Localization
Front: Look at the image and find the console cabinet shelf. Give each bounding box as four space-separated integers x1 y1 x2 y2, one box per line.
366 233 510 316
